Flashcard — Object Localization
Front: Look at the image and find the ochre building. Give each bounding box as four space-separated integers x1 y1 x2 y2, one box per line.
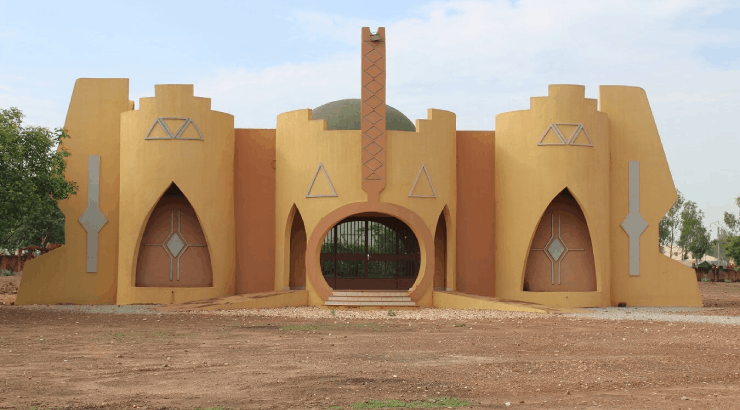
17 28 701 309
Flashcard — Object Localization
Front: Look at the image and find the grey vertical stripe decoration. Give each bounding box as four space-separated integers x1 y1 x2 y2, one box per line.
620 161 648 276
78 155 108 273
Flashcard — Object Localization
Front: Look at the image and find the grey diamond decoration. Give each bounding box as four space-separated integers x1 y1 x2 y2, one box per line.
166 233 186 257
621 212 648 238
547 238 565 261
79 207 108 233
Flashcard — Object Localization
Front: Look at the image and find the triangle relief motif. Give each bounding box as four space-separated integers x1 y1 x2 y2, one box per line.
537 123 593 147
408 164 436 198
145 117 204 140
306 163 338 198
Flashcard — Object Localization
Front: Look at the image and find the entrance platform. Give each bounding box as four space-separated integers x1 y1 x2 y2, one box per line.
154 289 581 313
432 291 585 313
156 290 307 312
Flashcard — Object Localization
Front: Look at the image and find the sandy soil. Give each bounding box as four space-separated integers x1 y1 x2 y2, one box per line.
694 282 740 316
1 281 739 409
0 271 20 306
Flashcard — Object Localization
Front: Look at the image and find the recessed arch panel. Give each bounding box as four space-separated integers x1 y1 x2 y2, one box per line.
433 209 448 290
524 189 596 292
136 183 213 287
289 207 307 290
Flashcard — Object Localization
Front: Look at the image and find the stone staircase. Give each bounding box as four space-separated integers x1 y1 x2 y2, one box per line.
324 290 417 307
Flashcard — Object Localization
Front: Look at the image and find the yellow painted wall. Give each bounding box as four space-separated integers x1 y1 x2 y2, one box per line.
601 86 702 306
17 79 130 304
116 85 236 305
274 109 457 306
495 85 611 307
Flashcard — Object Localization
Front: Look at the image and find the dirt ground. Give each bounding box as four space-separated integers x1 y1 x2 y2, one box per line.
1 277 740 410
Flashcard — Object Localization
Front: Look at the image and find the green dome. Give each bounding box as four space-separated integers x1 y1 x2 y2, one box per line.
312 99 416 132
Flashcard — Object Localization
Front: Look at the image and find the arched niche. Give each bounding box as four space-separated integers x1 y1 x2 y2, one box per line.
289 206 307 290
523 189 596 292
136 183 213 287
433 209 448 290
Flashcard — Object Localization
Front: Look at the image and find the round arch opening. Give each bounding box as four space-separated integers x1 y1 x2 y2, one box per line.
319 213 420 290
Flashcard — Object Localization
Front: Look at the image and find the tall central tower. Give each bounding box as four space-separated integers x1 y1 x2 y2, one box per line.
361 27 387 202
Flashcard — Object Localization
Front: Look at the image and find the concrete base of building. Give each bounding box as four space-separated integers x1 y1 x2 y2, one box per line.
432 291 584 313
156 290 308 312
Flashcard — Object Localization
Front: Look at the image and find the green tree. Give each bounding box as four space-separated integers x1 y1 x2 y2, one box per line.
706 227 730 262
678 200 709 260
724 236 740 267
659 189 684 257
0 107 76 253
723 194 740 265
724 195 740 236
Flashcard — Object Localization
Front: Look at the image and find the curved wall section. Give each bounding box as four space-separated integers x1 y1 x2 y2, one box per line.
117 84 235 305
494 85 610 307
524 190 596 292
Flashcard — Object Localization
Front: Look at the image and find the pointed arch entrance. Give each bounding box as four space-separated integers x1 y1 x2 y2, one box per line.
136 184 213 287
524 189 596 292
433 210 447 290
289 207 307 290
320 215 420 290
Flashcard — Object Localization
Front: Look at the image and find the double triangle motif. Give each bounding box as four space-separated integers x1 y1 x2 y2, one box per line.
145 117 204 140
537 123 593 147
306 163 338 198
408 164 436 198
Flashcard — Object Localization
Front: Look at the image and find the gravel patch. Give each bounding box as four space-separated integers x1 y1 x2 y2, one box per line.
189 306 545 321
9 304 740 325
10 304 165 315
567 307 740 325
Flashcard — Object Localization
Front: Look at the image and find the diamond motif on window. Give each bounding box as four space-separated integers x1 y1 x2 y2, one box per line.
166 233 186 257
547 238 565 261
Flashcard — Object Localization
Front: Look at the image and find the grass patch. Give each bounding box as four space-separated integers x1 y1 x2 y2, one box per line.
351 397 470 408
454 323 466 327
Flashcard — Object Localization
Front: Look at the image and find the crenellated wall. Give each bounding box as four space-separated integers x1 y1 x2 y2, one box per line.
275 108 457 306
16 78 701 309
495 85 611 307
116 85 235 305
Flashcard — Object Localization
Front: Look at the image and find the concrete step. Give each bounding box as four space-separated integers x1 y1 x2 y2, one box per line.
331 291 408 297
325 300 417 307
327 296 412 302
325 290 417 307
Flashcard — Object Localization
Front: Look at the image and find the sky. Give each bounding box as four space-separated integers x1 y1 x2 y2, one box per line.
1 0 739 237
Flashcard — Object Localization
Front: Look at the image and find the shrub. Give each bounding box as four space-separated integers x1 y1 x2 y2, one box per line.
696 261 713 270
0 269 13 276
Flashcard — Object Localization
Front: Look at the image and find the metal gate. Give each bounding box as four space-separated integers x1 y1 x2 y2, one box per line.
320 217 421 290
